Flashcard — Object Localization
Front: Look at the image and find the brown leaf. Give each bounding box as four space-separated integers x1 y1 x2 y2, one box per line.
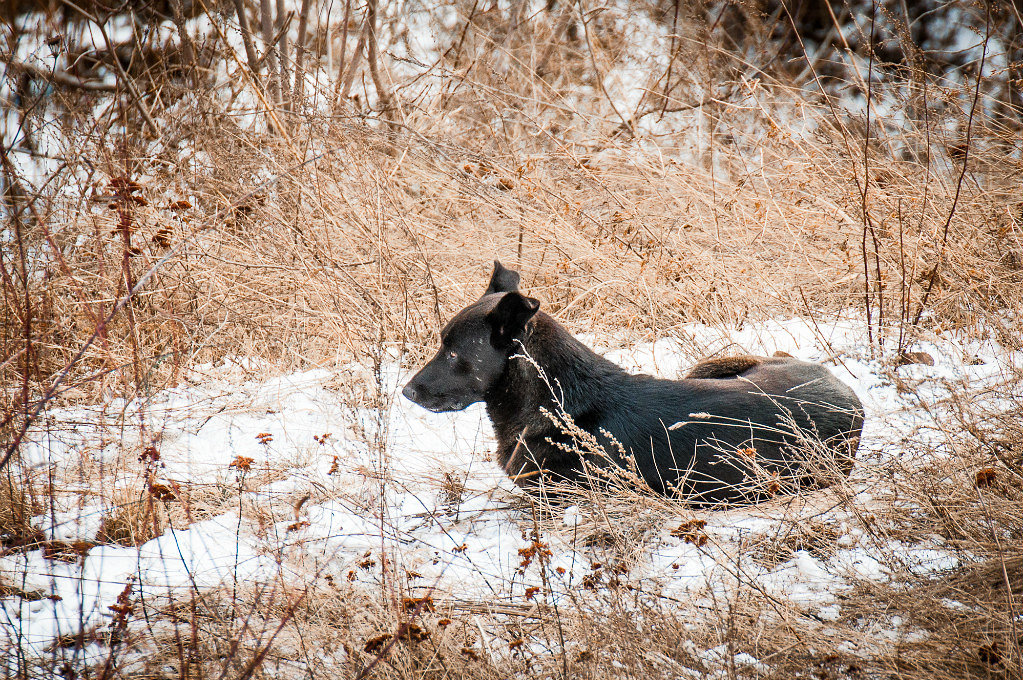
895 351 935 367
401 596 435 613
229 456 254 472
363 633 391 654
975 468 997 487
978 641 1003 666
399 624 430 643
148 482 176 501
139 446 160 463
670 519 708 547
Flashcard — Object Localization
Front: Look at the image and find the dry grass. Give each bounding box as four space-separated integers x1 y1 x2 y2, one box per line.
67 436 1020 680
2 1 1022 678
96 487 168 547
7 115 1020 396
4 4 1022 393
0 466 38 543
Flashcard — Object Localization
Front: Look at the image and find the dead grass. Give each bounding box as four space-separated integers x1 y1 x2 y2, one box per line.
0 467 38 544
6 61 1023 395
96 488 168 547
2 1 1022 678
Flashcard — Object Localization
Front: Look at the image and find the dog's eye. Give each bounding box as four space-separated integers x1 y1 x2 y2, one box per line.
446 350 458 363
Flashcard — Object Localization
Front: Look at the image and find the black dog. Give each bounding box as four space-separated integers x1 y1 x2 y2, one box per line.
403 262 864 505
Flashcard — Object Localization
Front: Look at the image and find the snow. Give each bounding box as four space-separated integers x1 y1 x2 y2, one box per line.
2 312 1020 669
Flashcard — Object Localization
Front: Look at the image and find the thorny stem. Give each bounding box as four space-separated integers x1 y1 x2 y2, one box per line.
658 0 681 120
260 0 281 106
291 0 314 110
366 0 398 122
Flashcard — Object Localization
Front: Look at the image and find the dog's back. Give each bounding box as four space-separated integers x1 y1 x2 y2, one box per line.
485 314 863 505
537 355 859 503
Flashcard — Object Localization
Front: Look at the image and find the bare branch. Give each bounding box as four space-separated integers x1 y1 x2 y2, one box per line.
231 0 262 77
7 58 117 92
290 0 314 109
260 0 280 105
366 0 397 120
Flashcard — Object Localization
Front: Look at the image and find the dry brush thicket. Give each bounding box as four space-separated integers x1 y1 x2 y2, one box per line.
2 0 1022 678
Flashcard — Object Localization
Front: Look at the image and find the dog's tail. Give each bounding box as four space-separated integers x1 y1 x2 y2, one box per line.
684 355 763 379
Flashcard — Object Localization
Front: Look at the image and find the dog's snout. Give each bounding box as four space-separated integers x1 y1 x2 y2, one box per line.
402 382 419 403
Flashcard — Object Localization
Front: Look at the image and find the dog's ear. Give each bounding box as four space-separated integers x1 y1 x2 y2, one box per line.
484 260 521 295
487 292 540 347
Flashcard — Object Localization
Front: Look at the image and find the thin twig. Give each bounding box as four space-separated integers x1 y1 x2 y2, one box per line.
576 0 634 137
912 4 991 327
6 58 118 92
93 17 163 140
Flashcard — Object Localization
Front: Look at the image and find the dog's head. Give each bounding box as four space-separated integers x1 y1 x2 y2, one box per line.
402 261 540 412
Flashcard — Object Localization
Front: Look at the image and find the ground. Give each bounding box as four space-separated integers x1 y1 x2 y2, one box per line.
2 1 1021 677
4 313 1020 678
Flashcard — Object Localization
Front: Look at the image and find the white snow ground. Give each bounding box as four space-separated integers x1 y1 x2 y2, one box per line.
2 314 1020 673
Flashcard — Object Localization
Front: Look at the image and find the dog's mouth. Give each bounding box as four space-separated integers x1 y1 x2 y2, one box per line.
401 384 472 413
421 401 470 413
413 394 474 412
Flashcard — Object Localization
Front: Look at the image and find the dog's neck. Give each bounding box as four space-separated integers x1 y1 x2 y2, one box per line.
484 312 623 435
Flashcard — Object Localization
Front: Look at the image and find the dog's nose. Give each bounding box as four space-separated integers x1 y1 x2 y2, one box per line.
402 383 418 403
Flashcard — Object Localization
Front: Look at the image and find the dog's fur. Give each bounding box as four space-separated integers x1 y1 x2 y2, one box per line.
403 262 865 505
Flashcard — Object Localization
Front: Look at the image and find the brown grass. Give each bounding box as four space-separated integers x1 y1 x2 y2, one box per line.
0 466 38 543
2 1 1022 678
96 488 168 547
